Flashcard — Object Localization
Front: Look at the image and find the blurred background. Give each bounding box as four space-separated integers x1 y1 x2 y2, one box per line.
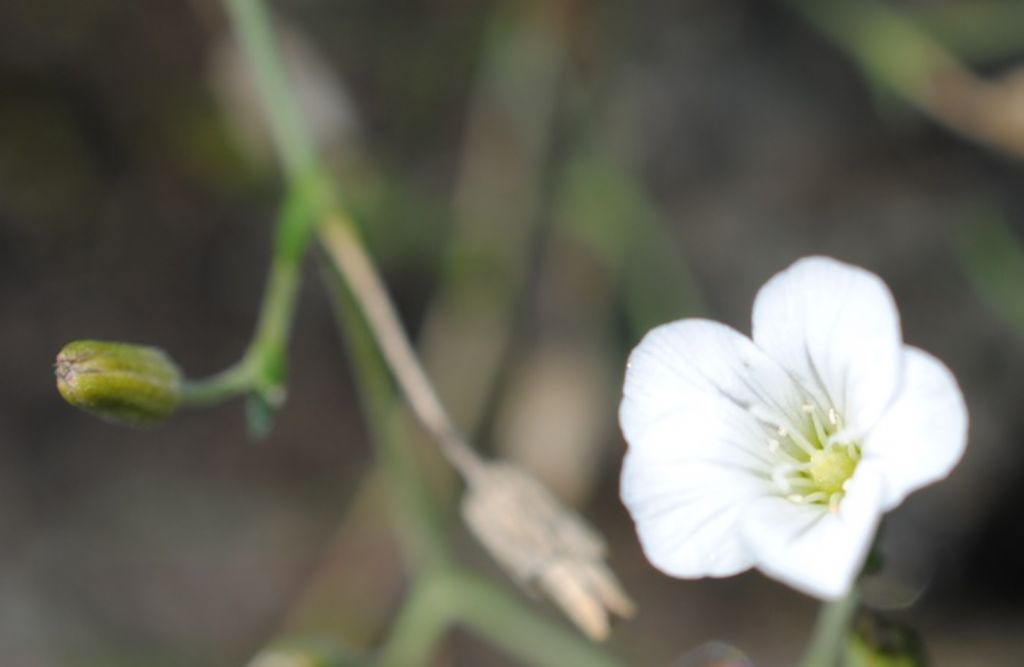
3 0 1024 665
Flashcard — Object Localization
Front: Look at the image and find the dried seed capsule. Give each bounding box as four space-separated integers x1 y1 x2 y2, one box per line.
55 340 183 426
461 462 635 640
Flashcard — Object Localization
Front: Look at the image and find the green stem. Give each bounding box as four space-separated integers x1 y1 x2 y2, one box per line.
320 262 450 573
181 361 252 405
376 570 628 667
788 0 1024 158
181 177 321 408
223 3 628 666
798 586 860 667
375 576 457 667
447 571 626 667
223 0 315 180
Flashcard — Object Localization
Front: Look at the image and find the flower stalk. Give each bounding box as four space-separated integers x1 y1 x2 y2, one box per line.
222 0 632 660
799 585 861 667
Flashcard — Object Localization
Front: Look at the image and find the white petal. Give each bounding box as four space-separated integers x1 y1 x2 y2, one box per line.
622 450 770 577
619 319 799 578
751 257 903 437
740 465 884 599
862 347 968 510
621 319 805 456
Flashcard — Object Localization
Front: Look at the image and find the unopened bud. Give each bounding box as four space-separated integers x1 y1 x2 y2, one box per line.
846 612 925 667
461 462 635 641
55 340 183 426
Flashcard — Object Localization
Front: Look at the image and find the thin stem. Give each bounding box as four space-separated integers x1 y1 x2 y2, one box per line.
180 176 320 408
447 571 626 667
318 216 485 484
377 569 629 667
320 261 450 573
798 585 860 667
375 577 457 667
223 0 315 180
222 4 628 666
222 0 483 485
789 0 1024 159
181 361 253 406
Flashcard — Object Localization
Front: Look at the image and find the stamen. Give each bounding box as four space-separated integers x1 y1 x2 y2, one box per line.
828 492 843 513
802 492 828 504
772 464 796 492
784 426 819 457
750 405 819 457
808 406 829 447
828 408 838 426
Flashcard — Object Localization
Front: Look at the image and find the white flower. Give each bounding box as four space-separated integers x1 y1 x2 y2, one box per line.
619 256 968 599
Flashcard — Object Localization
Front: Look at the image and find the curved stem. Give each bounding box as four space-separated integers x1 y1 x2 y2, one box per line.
375 576 457 667
447 571 626 667
181 360 254 406
318 217 485 484
321 261 450 573
223 0 314 180
798 585 859 667
180 171 324 410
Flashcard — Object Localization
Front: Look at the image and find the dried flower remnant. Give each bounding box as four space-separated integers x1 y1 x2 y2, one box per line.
619 257 968 599
55 340 183 426
462 462 635 640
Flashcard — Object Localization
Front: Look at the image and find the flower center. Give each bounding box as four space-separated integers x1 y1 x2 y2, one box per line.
808 446 858 495
755 401 861 512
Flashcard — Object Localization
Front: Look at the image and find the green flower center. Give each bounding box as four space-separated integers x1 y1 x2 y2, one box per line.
760 400 861 511
808 445 859 495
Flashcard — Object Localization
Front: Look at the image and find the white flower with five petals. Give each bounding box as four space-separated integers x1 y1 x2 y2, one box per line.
619 256 968 599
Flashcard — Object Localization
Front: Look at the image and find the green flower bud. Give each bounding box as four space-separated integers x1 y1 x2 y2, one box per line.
55 340 183 426
846 612 926 667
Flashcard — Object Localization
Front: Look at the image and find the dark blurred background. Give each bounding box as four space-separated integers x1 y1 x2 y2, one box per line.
3 0 1024 665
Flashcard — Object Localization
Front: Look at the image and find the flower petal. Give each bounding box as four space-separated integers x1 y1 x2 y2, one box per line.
622 451 770 577
740 465 884 599
862 347 968 510
619 319 801 577
620 319 806 461
751 257 903 437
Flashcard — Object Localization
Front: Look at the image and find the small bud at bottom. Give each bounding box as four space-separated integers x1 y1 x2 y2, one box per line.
55 340 183 426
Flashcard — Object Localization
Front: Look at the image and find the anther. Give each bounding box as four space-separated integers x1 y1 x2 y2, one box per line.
828 408 838 426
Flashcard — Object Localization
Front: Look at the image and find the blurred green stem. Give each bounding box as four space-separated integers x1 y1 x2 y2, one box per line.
789 0 1024 159
375 577 456 667
320 262 450 573
447 571 623 667
377 570 626 667
224 0 314 179
799 586 860 667
222 1 628 665
182 172 323 409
